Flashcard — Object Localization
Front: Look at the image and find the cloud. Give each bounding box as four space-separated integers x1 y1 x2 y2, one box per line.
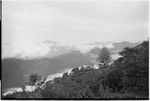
2 1 148 58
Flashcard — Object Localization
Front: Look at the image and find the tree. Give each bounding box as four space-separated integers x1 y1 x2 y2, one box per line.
25 73 42 86
97 47 112 68
114 41 149 96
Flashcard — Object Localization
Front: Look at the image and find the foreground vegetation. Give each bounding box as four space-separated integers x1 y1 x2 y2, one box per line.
2 41 149 99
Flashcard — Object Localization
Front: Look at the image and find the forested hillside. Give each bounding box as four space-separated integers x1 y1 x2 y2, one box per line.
2 41 149 99
1 41 138 90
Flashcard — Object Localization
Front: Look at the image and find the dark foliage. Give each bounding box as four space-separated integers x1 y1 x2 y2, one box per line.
96 47 112 67
25 73 42 86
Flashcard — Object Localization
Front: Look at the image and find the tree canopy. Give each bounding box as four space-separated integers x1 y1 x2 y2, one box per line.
97 47 112 68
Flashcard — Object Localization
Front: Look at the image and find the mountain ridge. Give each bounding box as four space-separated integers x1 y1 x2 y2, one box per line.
2 41 140 91
3 41 140 59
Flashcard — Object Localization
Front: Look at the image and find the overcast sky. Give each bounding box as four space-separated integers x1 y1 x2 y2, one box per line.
2 1 148 58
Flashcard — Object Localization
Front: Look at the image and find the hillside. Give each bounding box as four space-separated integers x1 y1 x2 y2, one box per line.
2 50 92 91
2 41 140 92
2 58 27 89
2 41 148 99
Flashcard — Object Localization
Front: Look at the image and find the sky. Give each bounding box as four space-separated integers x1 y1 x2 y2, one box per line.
2 1 149 58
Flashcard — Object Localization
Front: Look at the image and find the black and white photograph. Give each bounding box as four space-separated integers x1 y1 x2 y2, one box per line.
1 0 149 100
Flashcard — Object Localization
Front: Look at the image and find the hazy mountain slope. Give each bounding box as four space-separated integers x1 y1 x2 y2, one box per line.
88 41 139 56
2 58 27 90
2 50 92 91
110 41 140 54
24 50 92 76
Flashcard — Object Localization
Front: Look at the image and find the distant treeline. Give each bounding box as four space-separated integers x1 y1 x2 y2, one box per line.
2 41 149 99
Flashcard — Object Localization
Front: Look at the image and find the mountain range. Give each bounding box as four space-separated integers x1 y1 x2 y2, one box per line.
2 41 140 91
